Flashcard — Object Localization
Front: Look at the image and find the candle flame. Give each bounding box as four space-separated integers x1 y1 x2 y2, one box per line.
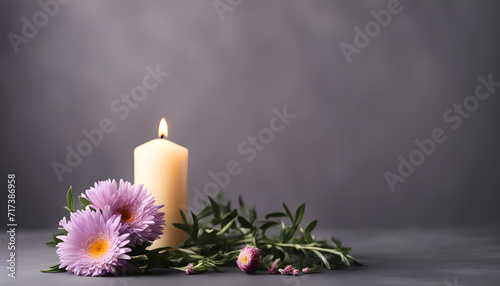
158 118 168 138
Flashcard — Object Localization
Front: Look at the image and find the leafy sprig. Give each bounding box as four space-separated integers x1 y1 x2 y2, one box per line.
44 187 359 274
129 191 359 273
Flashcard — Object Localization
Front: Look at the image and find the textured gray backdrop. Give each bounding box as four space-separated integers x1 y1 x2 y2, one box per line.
1 0 499 229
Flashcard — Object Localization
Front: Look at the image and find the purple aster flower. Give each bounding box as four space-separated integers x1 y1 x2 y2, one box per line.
268 258 280 274
82 179 165 246
237 246 261 273
56 207 131 276
302 267 309 274
292 269 300 276
283 265 294 275
185 263 195 275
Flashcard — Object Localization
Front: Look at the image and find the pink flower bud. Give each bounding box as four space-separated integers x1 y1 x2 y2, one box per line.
237 246 261 273
283 265 294 275
268 258 280 274
185 263 195 275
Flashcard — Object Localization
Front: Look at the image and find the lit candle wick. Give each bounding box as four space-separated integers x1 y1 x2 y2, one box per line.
158 118 168 139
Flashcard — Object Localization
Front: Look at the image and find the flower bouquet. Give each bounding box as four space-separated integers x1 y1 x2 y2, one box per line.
43 179 359 276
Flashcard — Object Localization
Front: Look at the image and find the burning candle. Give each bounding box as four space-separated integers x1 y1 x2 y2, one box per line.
134 118 188 248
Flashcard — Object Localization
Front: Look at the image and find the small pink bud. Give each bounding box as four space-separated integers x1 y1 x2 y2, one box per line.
268 258 280 274
283 265 294 275
185 263 195 275
302 267 309 274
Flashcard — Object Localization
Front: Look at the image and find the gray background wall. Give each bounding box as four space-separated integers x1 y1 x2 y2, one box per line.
1 0 499 229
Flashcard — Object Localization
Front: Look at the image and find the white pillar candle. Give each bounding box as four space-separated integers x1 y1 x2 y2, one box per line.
134 118 188 248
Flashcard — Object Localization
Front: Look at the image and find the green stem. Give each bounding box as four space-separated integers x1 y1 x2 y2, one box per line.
269 242 343 256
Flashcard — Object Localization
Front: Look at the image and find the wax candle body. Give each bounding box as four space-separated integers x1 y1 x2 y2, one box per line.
134 138 188 248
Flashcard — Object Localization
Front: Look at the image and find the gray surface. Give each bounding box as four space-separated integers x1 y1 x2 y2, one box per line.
2 0 500 230
2 226 500 285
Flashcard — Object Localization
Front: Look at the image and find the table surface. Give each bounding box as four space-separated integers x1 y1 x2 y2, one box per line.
2 226 499 286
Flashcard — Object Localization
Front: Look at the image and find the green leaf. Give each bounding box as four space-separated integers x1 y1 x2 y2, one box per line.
78 196 91 208
346 254 362 265
260 221 279 236
216 189 223 202
304 220 318 235
305 264 322 273
279 221 286 242
217 217 235 235
191 212 199 240
131 255 149 272
238 194 245 209
196 206 212 220
282 202 294 224
221 209 238 227
265 212 287 219
128 242 153 256
282 224 299 243
193 263 208 272
251 228 258 246
340 247 352 254
66 186 74 213
303 220 317 243
41 264 66 273
46 237 61 247
294 203 306 226
331 237 342 248
173 223 192 235
46 232 65 247
249 207 257 223
211 265 222 272
312 250 331 269
180 209 188 224
208 197 221 220
238 216 253 229
340 253 350 266
40 268 66 273
224 200 232 214
45 240 57 247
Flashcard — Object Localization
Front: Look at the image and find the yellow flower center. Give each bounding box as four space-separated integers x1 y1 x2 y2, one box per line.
240 255 249 264
117 208 134 223
87 238 109 259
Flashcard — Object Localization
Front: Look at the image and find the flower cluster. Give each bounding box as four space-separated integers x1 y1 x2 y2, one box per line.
82 179 165 246
45 186 358 277
277 264 308 276
55 179 165 276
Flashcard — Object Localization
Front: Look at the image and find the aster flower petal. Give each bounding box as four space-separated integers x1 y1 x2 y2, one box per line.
56 207 131 276
82 179 165 247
